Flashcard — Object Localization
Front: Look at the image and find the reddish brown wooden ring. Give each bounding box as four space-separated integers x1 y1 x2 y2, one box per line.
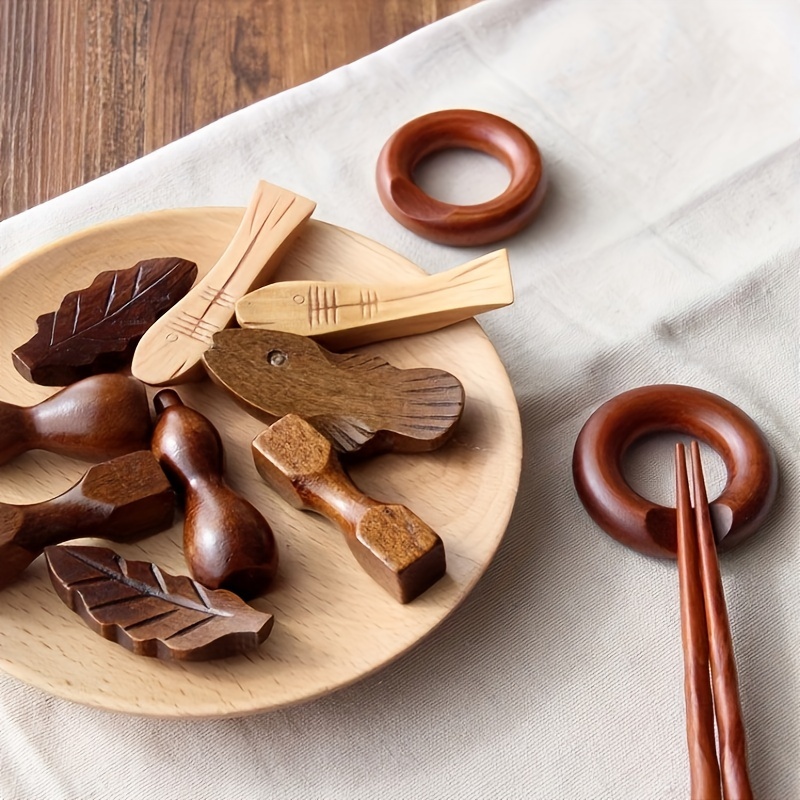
375 109 546 246
572 384 777 558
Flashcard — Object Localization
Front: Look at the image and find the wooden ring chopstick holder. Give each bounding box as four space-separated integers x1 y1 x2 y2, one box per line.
376 109 545 246
572 384 777 558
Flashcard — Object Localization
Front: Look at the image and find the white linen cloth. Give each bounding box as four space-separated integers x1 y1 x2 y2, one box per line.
2 0 799 796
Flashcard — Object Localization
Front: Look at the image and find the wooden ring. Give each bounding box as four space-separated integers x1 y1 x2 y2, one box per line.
572 384 777 558
375 109 546 246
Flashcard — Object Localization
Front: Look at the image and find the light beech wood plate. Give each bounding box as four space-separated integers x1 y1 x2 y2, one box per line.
0 208 522 717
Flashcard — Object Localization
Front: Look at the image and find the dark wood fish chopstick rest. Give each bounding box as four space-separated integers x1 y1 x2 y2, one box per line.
252 414 446 603
12 257 197 386
45 544 274 661
0 374 152 465
0 451 174 589
151 389 278 600
203 329 465 457
234 249 513 349
132 180 316 386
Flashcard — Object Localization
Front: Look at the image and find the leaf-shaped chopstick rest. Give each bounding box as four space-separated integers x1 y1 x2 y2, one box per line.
252 414 446 603
234 249 513 349
0 374 152 465
45 545 274 661
151 389 278 599
132 180 316 386
203 329 465 457
12 257 197 386
0 450 174 589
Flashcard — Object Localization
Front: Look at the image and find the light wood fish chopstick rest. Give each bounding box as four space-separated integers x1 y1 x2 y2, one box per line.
202 329 465 457
132 180 316 385
234 249 513 349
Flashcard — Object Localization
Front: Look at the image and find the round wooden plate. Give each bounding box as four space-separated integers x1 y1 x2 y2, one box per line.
0 209 522 717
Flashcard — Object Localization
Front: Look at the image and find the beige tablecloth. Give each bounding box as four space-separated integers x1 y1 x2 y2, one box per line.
1 0 799 797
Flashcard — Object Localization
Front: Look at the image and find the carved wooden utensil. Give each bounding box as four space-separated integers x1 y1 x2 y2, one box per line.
252 414 446 603
203 329 465 457
12 257 197 385
234 249 513 349
676 442 753 800
151 389 278 599
46 545 273 661
132 180 316 385
0 450 174 589
0 373 152 465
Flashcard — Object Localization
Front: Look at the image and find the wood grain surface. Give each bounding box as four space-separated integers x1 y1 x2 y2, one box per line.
0 207 521 716
0 0 478 221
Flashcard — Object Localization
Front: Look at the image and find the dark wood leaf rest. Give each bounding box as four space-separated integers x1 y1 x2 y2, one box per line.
151 388 278 600
572 384 777 558
46 545 273 661
12 257 197 386
375 109 546 246
0 373 152 465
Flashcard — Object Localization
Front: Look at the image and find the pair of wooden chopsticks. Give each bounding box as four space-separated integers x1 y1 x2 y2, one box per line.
675 442 753 800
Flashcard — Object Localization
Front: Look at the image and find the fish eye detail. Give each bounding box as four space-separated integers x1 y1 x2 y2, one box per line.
292 294 305 304
267 349 288 367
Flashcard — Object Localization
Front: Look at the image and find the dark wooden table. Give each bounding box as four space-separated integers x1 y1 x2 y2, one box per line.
0 0 477 221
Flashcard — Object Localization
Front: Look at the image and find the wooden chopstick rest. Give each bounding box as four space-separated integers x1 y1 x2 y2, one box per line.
251 414 446 603
375 109 546 246
151 389 278 600
0 450 175 589
46 544 274 661
203 329 465 457
234 249 513 349
132 180 315 386
0 373 152 465
572 384 777 557
12 256 197 386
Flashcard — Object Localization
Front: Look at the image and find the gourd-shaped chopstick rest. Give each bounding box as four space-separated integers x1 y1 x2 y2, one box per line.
151 389 278 599
0 450 175 589
0 374 152 465
46 544 273 661
132 180 316 385
12 257 197 386
252 414 446 603
203 329 465 457
234 249 513 349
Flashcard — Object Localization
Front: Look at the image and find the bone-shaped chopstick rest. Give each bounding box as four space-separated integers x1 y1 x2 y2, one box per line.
203 329 465 457
132 180 316 385
235 249 513 349
251 414 446 603
0 450 174 589
0 374 152 465
151 389 278 599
